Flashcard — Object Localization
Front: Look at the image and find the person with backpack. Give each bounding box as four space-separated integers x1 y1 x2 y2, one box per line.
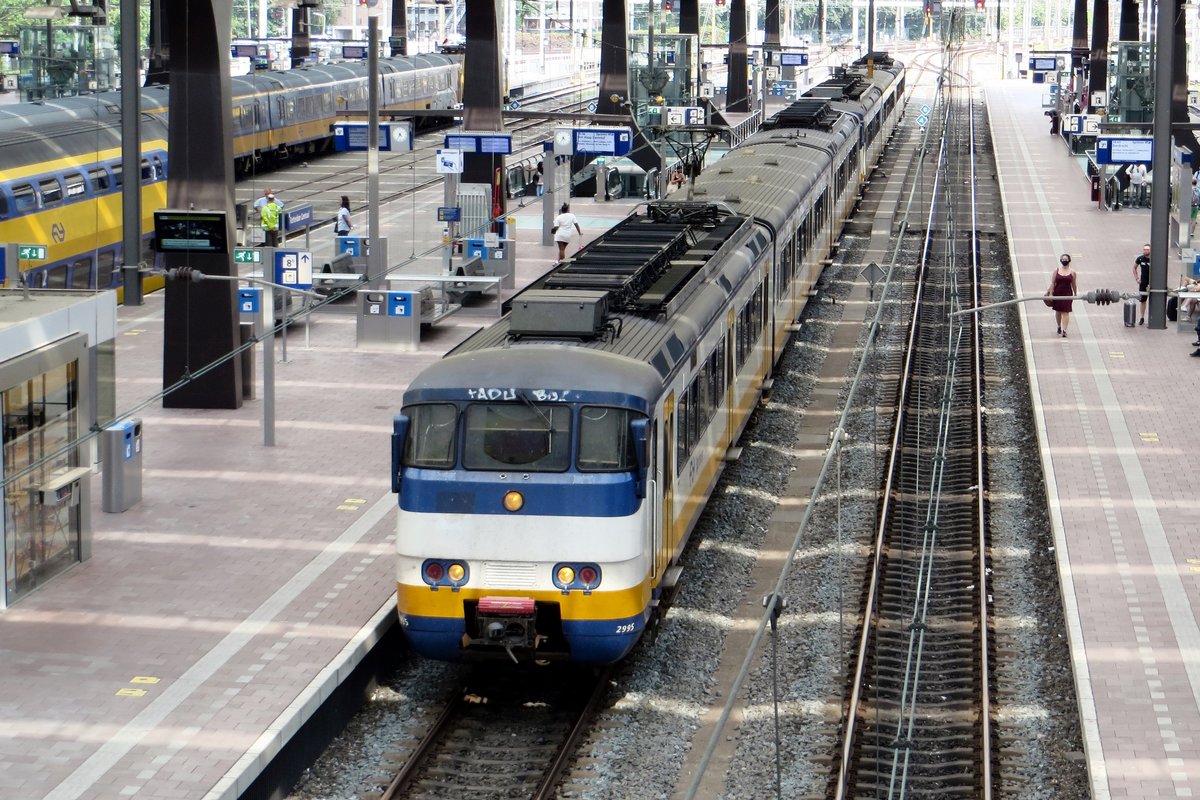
260 194 282 247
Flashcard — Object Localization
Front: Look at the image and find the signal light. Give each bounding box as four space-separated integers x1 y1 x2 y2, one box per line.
975 0 985 8
716 0 725 5
663 0 673 10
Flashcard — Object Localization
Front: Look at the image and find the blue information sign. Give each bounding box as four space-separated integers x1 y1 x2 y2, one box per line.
437 207 462 222
1095 137 1153 165
780 52 809 66
444 134 477 153
572 127 633 157
333 123 401 152
282 204 314 232
0 41 18 56
231 44 259 58
444 133 512 155
479 134 512 154
274 249 314 290
342 45 369 59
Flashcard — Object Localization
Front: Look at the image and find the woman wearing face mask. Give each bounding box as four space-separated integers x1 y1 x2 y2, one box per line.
1049 253 1078 338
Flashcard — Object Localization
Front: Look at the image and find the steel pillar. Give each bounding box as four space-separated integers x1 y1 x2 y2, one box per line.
680 0 700 35
1171 0 1199 156
391 0 408 55
462 0 506 214
1070 0 1087 82
146 0 169 86
1087 0 1107 111
162 0 243 409
597 0 629 117
1118 0 1138 41
765 0 780 47
120 0 142 305
727 0 749 113
1149 0 1175 330
291 1 316 69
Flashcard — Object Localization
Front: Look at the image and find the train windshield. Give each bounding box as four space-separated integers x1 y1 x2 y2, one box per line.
463 402 570 472
403 403 458 468
578 407 638 472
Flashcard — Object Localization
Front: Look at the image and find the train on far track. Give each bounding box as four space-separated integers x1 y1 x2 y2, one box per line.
0 53 461 294
390 52 907 666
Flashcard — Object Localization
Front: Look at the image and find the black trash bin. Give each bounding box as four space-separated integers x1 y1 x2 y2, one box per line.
1091 176 1101 201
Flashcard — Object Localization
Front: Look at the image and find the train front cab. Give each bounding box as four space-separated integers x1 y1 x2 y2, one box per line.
392 390 659 665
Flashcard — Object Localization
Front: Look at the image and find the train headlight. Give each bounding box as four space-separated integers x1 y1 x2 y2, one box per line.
579 566 598 587
557 566 576 586
503 491 524 512
424 561 444 582
447 563 466 583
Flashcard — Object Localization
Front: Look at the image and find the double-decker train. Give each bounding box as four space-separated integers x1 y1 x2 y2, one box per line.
391 52 906 666
0 54 460 293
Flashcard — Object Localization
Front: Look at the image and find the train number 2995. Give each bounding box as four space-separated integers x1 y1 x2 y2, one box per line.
615 622 636 634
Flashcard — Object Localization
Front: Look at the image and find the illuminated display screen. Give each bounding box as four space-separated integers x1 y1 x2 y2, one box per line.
153 210 230 254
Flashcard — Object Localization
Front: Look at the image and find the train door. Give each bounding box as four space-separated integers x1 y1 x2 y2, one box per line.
725 309 735 437
657 394 674 580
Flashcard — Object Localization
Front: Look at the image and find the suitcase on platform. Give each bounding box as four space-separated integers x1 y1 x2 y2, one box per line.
1123 299 1138 327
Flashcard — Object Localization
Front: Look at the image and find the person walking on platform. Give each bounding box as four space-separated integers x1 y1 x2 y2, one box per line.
1049 253 1078 338
334 195 352 239
552 202 581 261
1133 243 1151 325
534 161 544 197
1128 163 1148 207
260 193 282 247
1049 109 1060 136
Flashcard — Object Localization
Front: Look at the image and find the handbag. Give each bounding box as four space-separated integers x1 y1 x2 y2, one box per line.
1043 290 1054 308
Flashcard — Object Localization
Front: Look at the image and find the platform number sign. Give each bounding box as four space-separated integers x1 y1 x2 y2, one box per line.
916 114 929 128
273 249 314 290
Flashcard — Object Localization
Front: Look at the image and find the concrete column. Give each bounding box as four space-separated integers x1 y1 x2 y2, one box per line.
765 0 781 47
1070 0 1087 83
146 0 168 86
162 0 242 409
597 0 629 116
290 1 313 69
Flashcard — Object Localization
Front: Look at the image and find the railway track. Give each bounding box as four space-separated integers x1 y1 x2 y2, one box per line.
241 81 596 239
368 667 610 800
832 37 995 799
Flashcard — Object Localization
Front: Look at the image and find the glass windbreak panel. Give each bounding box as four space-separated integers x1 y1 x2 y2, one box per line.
578 407 637 472
403 403 458 468
3 361 81 604
463 402 570 472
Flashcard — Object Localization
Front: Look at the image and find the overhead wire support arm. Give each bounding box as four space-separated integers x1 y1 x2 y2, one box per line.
949 288 1132 317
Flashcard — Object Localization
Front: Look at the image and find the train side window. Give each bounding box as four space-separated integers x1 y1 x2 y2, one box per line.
463 402 570 472
111 163 123 189
153 156 166 180
140 159 155 183
64 172 87 200
0 192 8 219
45 265 68 289
88 167 111 193
578 407 637 472
97 250 118 288
70 257 93 290
39 178 63 206
403 403 458 468
12 183 37 213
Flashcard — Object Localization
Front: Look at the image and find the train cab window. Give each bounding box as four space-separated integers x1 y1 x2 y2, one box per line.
88 167 110 192
463 402 570 472
39 178 63 206
403 403 458 468
140 159 156 184
153 156 166 180
64 172 87 200
578 407 638 472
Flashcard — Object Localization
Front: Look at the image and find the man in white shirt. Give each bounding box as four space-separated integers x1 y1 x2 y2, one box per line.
1128 163 1147 208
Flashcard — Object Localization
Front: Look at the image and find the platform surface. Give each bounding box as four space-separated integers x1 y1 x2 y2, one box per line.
0 194 637 800
989 79 1200 799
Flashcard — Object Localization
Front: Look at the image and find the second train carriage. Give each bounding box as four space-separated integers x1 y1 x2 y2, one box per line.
391 53 906 666
0 53 461 292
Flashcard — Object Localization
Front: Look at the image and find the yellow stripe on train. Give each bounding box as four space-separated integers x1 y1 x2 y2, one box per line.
397 581 652 621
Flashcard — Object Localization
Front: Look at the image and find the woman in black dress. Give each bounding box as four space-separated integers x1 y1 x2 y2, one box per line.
1050 253 1078 338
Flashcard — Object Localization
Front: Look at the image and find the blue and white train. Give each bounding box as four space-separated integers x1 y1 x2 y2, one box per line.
390 52 906 665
